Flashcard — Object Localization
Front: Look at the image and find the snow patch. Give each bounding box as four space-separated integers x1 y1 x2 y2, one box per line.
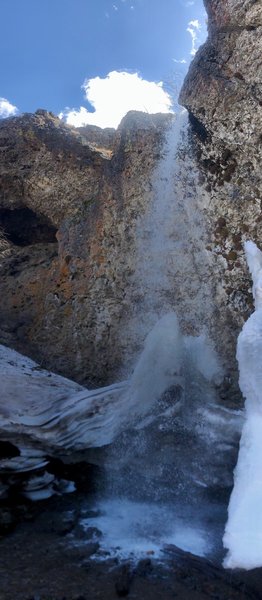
80 499 210 560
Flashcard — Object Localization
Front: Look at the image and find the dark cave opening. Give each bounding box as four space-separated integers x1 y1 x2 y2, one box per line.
0 441 20 459
188 112 210 143
0 207 57 246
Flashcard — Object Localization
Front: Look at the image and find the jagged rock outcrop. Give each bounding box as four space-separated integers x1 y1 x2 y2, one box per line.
179 0 262 374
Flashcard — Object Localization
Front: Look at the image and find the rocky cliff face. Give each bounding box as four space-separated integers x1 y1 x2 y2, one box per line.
0 110 172 385
0 0 261 400
179 0 262 389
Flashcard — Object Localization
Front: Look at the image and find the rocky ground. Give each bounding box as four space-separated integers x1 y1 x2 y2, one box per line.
0 489 262 600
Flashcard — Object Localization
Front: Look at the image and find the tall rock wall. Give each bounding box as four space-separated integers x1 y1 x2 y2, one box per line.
179 0 262 386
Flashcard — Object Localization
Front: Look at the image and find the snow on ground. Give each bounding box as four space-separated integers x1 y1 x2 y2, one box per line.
79 498 211 560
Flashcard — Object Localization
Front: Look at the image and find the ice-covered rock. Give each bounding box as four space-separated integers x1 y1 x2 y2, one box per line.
0 313 183 499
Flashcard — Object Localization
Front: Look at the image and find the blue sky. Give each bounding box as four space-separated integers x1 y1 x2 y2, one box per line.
0 0 206 127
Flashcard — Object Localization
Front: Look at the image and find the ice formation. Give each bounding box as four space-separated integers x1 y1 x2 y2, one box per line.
223 241 262 569
0 313 183 498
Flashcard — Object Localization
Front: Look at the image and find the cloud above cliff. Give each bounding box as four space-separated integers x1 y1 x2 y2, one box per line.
59 71 173 129
0 98 18 119
187 19 202 56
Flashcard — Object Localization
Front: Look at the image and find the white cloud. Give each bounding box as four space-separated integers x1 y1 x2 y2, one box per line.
0 98 18 119
173 58 187 64
187 19 202 56
112 4 118 10
190 19 201 28
60 71 173 129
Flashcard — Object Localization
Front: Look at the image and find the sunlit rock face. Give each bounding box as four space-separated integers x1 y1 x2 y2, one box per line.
179 0 262 380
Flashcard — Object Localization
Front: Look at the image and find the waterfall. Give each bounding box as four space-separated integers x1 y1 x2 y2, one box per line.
78 113 241 561
121 110 217 372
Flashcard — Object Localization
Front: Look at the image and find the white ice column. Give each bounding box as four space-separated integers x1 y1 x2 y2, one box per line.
223 241 262 569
